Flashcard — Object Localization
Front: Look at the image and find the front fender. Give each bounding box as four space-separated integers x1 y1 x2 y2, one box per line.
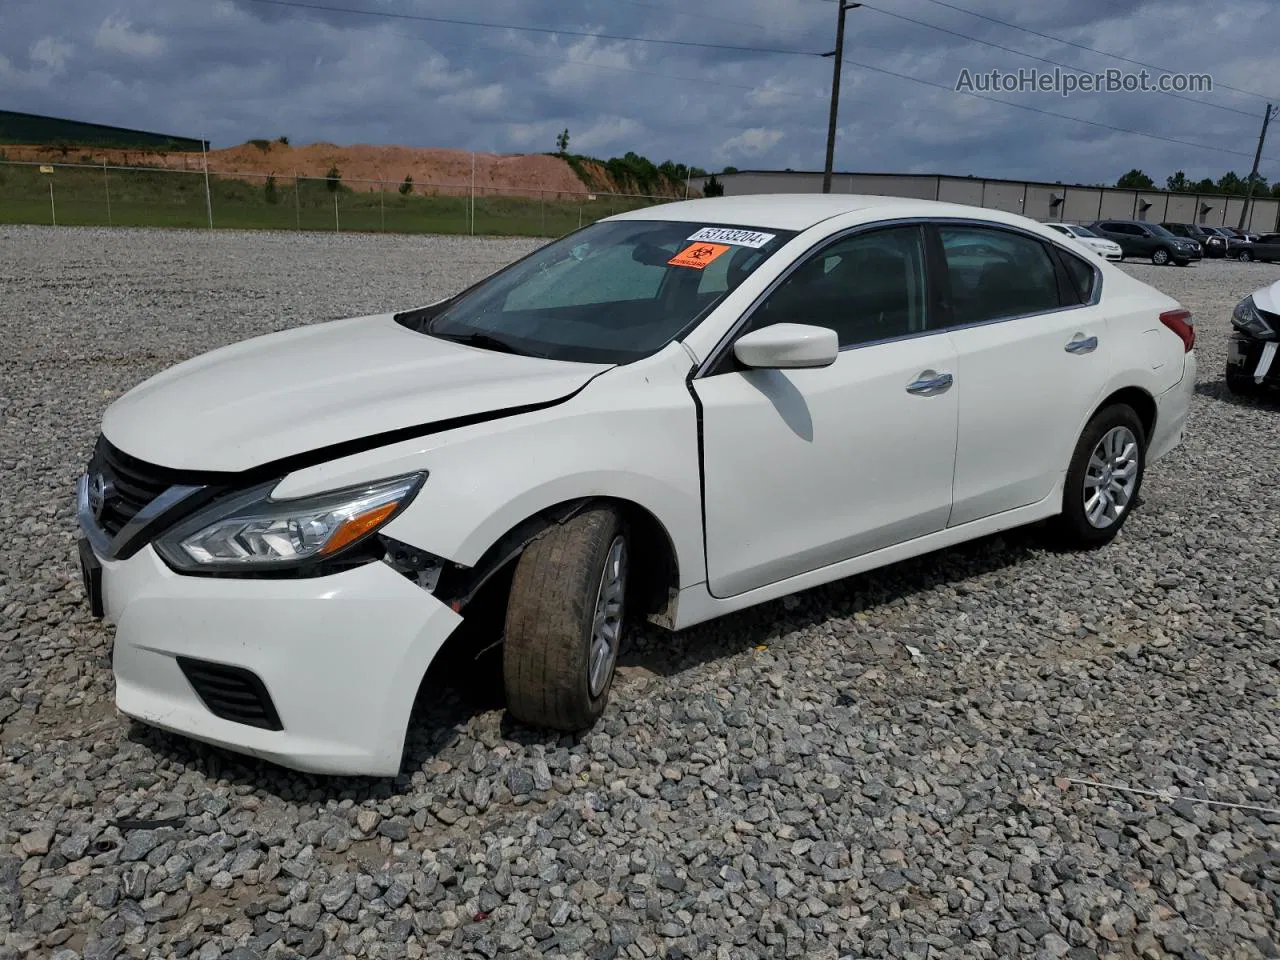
270 344 706 588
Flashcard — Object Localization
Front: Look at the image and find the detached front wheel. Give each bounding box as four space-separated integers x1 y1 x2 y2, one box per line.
1056 405 1146 548
503 506 628 731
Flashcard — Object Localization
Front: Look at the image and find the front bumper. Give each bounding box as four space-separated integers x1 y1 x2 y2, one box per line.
1174 247 1203 262
1228 333 1280 387
85 541 462 776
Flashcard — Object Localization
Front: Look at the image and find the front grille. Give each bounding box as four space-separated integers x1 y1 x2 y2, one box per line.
177 657 283 730
88 436 175 536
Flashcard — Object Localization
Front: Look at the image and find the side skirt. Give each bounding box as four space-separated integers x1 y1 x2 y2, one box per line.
670 486 1062 630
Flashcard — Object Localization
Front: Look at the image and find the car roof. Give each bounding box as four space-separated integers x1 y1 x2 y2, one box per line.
606 193 1054 232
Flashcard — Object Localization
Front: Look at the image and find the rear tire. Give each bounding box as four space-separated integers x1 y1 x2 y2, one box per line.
503 506 627 731
1238 249 1253 263
1055 405 1146 548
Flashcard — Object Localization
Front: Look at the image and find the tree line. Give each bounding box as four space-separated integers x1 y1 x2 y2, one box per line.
1115 167 1280 198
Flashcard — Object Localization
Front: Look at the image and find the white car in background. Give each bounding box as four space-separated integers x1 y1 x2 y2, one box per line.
76 195 1196 775
1043 221 1125 261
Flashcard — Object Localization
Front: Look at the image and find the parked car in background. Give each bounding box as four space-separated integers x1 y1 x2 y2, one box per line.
1227 280 1280 395
75 194 1198 775
1042 222 1124 260
1221 226 1261 243
1161 222 1224 258
1091 220 1204 265
1200 226 1253 260
1244 233 1280 263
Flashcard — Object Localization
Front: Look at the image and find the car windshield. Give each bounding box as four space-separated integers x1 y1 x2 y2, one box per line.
1147 224 1177 238
1066 225 1097 238
417 219 796 364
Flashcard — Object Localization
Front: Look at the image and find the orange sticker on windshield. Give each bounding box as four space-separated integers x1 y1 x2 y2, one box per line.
668 242 731 269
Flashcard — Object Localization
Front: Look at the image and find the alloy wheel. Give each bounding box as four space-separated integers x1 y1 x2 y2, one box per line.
587 536 627 697
1083 426 1140 528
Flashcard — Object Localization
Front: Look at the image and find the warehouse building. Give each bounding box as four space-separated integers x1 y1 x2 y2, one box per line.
0 110 206 152
691 170 1280 234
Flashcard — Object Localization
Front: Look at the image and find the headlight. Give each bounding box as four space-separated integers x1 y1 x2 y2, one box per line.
154 473 425 573
1231 296 1277 341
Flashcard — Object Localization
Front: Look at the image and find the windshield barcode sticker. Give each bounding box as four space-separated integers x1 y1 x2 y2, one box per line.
686 227 776 249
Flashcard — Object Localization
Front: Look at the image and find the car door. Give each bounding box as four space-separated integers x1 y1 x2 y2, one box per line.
1125 224 1152 257
1098 222 1135 257
935 223 1112 527
692 224 958 598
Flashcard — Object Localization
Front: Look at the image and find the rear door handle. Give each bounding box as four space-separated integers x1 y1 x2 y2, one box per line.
1065 334 1099 354
906 371 953 395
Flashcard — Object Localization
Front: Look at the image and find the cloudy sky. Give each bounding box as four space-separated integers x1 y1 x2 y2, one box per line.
3 0 1277 186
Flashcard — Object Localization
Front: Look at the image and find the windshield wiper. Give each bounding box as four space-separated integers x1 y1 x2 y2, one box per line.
428 330 530 356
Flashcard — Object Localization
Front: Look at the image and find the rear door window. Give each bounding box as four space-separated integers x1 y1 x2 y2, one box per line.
938 226 1064 326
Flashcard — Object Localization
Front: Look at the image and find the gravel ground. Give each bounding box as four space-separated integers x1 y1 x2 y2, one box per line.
2 225 1280 960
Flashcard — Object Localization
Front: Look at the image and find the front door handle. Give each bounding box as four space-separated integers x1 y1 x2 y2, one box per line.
1065 334 1099 354
906 371 954 395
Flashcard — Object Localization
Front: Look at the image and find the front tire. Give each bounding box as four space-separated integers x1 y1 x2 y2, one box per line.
1055 405 1146 548
1238 249 1253 263
503 506 628 731
1151 248 1170 266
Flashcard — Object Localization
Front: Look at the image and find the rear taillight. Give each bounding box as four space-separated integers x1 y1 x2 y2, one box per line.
1160 308 1195 352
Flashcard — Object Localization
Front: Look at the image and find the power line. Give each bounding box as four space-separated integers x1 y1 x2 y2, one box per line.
244 0 1280 168
399 29 768 97
244 0 815 56
841 55 1279 165
905 0 1277 104
859 2 1260 119
606 0 768 32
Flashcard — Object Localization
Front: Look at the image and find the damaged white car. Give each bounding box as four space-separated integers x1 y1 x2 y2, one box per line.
77 195 1195 775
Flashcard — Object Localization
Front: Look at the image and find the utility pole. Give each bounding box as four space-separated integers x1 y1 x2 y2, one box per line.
201 137 214 230
821 1 860 194
1238 102 1277 231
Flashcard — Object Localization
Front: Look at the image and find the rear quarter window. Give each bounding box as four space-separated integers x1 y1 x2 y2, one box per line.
1058 250 1098 303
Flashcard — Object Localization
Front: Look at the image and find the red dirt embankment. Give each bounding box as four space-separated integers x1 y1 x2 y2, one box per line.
2 142 686 200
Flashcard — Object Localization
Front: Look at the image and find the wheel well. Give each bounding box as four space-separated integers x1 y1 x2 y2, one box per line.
1095 387 1156 445
440 497 680 627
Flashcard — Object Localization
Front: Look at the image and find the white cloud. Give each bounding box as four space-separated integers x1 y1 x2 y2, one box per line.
719 128 784 158
502 122 550 148
94 16 165 58
541 38 639 92
415 54 468 92
747 77 813 109
437 83 508 115
29 36 73 72
573 117 643 151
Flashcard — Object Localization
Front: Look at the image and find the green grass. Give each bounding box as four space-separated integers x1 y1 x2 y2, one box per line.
0 164 664 237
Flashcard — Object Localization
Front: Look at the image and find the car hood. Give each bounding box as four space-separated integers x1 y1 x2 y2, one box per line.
1255 279 1280 315
102 313 610 472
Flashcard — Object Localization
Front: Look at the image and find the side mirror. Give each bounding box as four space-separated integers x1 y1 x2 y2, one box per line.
733 323 839 370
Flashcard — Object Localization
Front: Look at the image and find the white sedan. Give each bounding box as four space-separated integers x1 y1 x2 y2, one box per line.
76 195 1196 775
1043 221 1125 260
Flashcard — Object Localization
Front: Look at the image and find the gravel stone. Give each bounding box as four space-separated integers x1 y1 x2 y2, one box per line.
3 229 1279 959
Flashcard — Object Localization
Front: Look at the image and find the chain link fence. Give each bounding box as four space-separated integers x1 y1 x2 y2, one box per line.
0 159 676 238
